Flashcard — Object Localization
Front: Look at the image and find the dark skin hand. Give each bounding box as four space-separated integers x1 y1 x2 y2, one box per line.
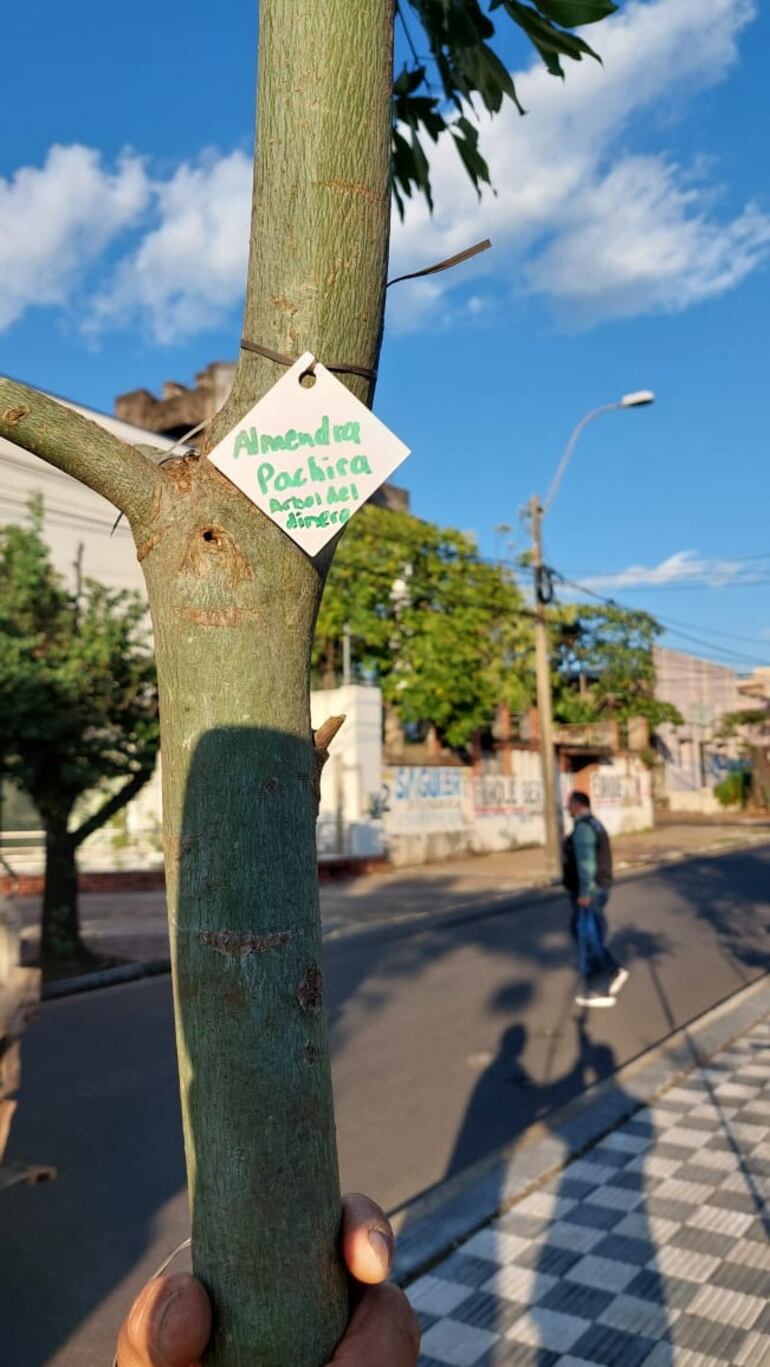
116 1194 420 1367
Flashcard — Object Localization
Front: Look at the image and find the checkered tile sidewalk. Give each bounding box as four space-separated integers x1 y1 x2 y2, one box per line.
408 1019 770 1366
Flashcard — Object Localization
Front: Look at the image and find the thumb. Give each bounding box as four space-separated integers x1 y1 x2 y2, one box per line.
116 1272 211 1367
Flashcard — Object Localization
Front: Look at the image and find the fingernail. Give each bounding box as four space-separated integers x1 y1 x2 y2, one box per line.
368 1227 394 1269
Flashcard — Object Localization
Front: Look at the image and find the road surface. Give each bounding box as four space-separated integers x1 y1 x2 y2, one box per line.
2 845 769 1366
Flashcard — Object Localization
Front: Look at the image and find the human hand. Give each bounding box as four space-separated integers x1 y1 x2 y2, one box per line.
577 896 591 908
115 1193 420 1367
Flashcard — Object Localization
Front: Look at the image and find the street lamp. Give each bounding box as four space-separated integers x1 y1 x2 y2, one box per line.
544 390 655 514
531 389 655 878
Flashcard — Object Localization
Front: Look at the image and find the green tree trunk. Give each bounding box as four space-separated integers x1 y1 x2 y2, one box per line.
40 819 81 966
139 3 393 1363
0 0 393 1359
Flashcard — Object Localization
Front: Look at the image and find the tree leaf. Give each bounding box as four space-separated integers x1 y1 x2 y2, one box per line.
397 0 617 209
536 0 618 27
500 0 603 62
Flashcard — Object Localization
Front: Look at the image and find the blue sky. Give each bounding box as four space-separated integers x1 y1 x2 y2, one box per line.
2 0 769 669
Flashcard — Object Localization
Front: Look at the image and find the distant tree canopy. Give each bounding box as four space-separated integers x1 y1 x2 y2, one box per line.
313 503 531 748
313 507 682 750
551 601 683 731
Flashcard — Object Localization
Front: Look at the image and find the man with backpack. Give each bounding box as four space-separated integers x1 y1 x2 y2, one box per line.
562 790 629 1008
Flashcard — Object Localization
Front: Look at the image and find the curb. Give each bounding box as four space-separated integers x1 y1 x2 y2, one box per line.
42 957 170 1001
389 971 770 1286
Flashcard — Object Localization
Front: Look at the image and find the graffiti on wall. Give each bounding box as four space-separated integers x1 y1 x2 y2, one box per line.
472 774 543 817
380 766 467 833
591 768 649 808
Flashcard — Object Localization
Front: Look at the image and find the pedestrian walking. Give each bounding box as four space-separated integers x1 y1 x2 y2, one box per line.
562 790 629 1008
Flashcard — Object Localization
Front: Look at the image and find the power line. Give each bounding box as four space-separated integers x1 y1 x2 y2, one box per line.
565 576 770 594
553 572 770 669
0 491 132 537
647 616 770 649
526 545 770 654
565 551 770 576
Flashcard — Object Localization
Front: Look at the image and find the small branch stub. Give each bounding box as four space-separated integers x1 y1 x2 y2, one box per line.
312 714 345 804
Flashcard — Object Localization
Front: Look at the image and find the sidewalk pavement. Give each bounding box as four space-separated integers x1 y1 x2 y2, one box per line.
403 996 770 1367
17 819 770 972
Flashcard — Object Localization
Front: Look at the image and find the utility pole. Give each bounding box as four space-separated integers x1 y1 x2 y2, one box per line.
526 390 655 881
530 494 561 879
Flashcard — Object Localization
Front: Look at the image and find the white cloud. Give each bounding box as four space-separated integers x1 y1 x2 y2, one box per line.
0 145 149 330
388 0 769 329
579 550 765 591
89 151 252 343
0 0 766 342
526 158 770 323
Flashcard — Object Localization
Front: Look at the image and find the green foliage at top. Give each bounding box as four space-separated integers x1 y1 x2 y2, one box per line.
550 601 684 731
0 498 159 834
313 504 531 749
393 0 618 212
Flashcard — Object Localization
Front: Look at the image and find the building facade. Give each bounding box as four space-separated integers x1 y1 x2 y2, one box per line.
654 647 755 811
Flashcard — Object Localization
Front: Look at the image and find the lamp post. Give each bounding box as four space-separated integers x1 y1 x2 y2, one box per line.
531 390 655 878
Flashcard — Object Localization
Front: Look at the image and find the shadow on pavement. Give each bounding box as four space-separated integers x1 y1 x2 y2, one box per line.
413 907 770 1364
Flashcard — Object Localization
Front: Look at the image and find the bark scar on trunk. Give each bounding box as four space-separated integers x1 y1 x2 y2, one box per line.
164 833 194 866
136 531 162 562
317 177 385 205
297 963 323 1013
180 525 255 584
198 929 295 957
183 606 255 628
2 405 30 426
164 455 198 493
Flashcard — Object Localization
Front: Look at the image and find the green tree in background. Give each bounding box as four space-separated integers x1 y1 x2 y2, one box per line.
0 501 158 970
551 601 683 733
314 504 531 748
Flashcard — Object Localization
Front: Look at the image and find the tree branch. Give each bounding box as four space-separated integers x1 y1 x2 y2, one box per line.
312 714 346 805
71 767 154 849
0 377 162 527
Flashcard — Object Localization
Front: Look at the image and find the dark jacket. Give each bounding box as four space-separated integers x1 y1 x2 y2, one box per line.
563 813 613 898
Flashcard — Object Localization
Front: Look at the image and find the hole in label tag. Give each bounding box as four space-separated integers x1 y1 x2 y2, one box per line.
299 369 317 389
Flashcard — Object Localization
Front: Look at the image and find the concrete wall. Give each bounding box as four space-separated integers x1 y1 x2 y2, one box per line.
588 756 654 835
382 750 653 866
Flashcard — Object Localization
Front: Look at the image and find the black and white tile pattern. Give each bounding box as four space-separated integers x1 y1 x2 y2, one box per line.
408 1021 770 1365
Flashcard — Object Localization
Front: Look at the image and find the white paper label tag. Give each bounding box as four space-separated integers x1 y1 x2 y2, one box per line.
207 351 411 556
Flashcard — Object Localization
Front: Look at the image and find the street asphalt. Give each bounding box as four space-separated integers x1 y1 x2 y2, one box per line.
2 844 769 1367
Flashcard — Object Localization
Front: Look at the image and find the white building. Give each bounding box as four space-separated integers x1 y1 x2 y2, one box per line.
0 392 178 596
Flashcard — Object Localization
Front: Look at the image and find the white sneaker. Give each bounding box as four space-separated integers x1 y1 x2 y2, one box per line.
575 991 616 1009
609 968 630 998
